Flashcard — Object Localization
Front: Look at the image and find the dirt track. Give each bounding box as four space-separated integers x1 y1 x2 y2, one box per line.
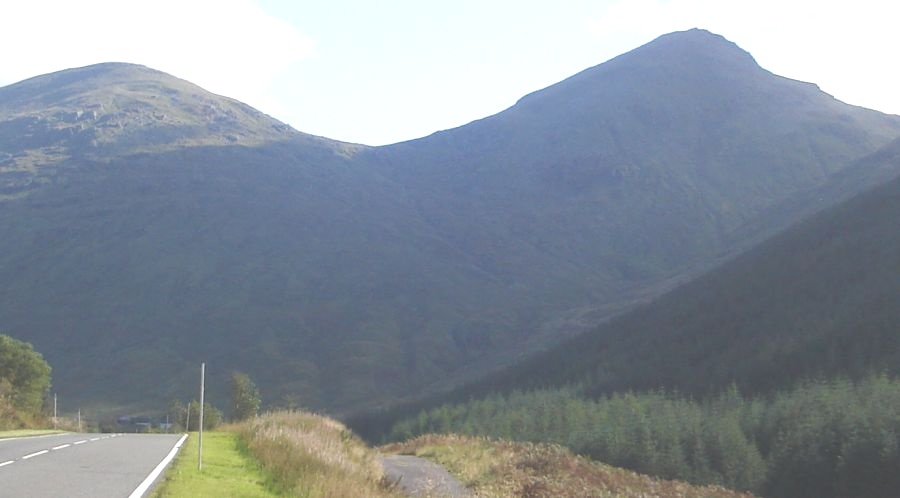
380 454 474 497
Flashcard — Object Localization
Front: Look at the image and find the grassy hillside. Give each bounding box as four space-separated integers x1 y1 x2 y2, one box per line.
157 410 757 498
1 30 900 415
383 376 900 498
383 434 755 498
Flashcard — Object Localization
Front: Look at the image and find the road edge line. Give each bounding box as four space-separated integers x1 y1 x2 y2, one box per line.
127 433 189 498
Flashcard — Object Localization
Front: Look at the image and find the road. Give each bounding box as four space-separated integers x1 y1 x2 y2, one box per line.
381 454 473 498
0 432 186 498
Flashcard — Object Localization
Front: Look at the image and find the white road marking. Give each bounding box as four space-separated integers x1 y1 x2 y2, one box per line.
0 460 13 467
73 440 87 445
22 450 48 459
51 444 71 450
89 437 100 441
0 433 70 443
127 434 189 498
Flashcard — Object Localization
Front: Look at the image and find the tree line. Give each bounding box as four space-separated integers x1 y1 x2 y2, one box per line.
1 331 266 433
0 334 51 428
387 375 900 498
165 370 263 431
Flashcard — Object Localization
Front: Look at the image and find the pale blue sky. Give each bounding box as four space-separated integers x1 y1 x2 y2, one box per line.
2 0 899 145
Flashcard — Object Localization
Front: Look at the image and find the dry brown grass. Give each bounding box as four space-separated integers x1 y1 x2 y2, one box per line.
382 434 757 498
239 410 405 498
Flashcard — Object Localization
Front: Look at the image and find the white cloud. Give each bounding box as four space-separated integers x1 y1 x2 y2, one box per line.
0 0 314 114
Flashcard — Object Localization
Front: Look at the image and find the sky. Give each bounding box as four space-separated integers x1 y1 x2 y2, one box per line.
2 0 899 146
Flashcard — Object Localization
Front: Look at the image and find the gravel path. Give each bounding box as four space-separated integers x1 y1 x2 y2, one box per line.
381 454 474 498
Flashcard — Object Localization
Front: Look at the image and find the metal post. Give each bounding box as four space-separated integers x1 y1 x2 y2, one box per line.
77 409 82 432
198 362 205 471
53 393 57 429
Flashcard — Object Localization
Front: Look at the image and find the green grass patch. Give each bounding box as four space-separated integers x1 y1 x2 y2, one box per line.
0 429 64 439
151 431 281 498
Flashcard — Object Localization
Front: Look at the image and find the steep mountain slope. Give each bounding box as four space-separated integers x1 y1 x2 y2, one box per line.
1 30 899 415
0 63 432 410
355 140 900 498
427 136 900 401
366 29 900 307
351 30 900 396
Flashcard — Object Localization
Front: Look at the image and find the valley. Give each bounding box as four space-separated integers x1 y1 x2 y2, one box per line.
2 29 899 417
2 26 900 497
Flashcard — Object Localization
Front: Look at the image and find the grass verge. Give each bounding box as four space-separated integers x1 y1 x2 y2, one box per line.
382 434 757 498
239 410 405 498
151 430 280 498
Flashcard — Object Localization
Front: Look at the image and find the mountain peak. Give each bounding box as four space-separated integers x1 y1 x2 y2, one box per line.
0 62 300 166
40 61 166 78
504 29 793 119
615 28 760 73
663 27 731 41
1 62 192 108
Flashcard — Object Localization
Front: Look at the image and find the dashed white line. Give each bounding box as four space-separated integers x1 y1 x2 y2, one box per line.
22 450 48 460
5 434 122 466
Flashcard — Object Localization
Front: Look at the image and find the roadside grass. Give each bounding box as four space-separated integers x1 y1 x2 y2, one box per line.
382 434 757 498
154 412 406 498
239 410 405 498
0 429 65 439
151 430 280 498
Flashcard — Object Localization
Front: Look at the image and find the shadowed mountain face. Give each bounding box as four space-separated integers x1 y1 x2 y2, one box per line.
1 30 899 414
436 137 900 403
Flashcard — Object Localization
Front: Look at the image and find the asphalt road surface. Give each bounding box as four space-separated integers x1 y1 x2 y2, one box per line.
381 454 473 498
0 432 185 498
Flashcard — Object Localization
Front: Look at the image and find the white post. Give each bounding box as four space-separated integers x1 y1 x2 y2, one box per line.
198 362 205 471
53 393 57 429
77 409 82 432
